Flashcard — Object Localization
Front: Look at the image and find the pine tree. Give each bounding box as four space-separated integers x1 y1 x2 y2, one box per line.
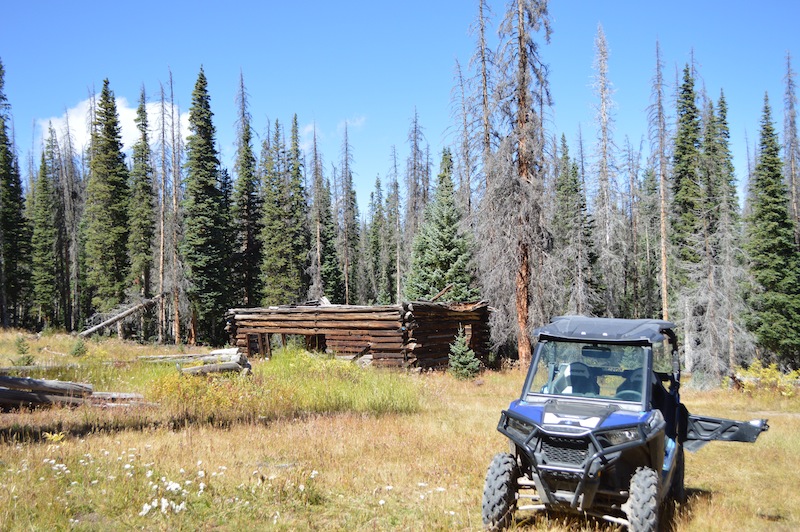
231 73 262 306
83 79 130 313
128 87 155 339
385 148 402 303
0 58 29 327
551 135 599 315
405 148 479 302
260 120 288 305
182 67 228 344
449 325 480 380
335 125 360 304
286 115 310 301
307 127 344 304
671 65 702 273
745 94 800 367
31 140 58 326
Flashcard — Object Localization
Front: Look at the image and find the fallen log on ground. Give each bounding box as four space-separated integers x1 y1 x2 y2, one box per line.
181 361 248 375
0 387 86 408
79 293 166 338
139 352 247 365
0 376 93 397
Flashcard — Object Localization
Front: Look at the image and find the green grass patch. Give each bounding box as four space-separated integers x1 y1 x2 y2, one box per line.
148 346 422 423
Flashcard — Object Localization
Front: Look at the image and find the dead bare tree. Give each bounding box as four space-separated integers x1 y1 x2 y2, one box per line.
648 40 671 320
476 0 552 368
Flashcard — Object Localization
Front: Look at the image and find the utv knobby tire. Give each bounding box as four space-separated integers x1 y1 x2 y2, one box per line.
669 444 686 503
481 453 519 531
626 466 659 532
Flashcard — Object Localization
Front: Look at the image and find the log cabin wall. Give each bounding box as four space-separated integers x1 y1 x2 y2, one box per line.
225 301 490 369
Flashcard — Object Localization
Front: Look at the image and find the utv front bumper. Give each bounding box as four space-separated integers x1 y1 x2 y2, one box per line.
497 408 665 515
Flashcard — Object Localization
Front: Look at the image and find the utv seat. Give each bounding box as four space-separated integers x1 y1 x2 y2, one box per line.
615 368 644 395
551 362 600 395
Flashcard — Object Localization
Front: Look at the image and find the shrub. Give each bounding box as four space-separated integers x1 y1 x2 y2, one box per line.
69 338 88 358
732 359 800 397
449 326 480 380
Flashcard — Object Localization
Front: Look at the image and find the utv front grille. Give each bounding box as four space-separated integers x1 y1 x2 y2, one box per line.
540 436 590 465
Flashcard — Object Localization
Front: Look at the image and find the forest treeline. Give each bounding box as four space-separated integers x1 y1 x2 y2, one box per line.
1 1 800 378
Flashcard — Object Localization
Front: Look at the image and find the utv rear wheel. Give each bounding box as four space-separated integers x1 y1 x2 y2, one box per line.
625 466 659 532
481 453 519 531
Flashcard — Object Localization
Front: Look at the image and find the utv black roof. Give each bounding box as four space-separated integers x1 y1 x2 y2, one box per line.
534 316 676 344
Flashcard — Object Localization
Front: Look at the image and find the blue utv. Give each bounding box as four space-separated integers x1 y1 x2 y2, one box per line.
481 316 769 531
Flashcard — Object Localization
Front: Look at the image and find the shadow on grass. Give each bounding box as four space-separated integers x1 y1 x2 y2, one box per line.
0 410 284 444
659 487 712 531
508 487 714 531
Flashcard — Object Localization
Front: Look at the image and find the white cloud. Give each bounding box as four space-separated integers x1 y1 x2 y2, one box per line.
37 97 189 157
337 115 367 134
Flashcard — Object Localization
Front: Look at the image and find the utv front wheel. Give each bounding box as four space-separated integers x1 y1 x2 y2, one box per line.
481 453 519 531
625 466 659 532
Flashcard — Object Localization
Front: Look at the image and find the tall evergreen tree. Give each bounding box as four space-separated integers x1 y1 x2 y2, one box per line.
260 120 287 304
83 79 130 313
182 67 228 344
307 127 344 304
359 176 387 304
335 125 360 304
745 95 800 367
0 58 29 327
231 73 262 306
128 88 155 317
31 139 58 326
551 135 599 315
385 147 402 303
405 148 479 302
671 65 703 274
286 114 311 300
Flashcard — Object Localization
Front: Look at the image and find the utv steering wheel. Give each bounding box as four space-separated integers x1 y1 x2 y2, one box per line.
614 390 642 402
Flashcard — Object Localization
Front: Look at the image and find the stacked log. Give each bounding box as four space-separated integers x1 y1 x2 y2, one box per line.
402 301 490 369
226 300 490 370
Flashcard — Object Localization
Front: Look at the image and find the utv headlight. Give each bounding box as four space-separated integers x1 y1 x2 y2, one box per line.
599 427 640 447
506 416 534 439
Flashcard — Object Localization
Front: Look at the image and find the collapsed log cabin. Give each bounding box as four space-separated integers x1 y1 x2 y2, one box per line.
225 301 490 369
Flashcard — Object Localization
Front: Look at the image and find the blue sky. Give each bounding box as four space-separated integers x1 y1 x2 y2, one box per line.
2 1 799 211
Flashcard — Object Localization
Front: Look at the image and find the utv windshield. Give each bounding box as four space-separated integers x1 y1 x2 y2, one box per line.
525 340 648 403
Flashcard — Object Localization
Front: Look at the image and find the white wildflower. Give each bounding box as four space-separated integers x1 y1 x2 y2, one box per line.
138 502 152 516
310 470 319 479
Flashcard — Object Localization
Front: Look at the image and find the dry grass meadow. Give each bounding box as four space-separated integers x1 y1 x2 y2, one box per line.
0 330 797 531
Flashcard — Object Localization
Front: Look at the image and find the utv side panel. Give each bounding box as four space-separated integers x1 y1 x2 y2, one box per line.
684 414 769 452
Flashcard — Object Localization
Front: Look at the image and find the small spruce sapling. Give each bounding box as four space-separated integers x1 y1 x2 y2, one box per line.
449 326 480 380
